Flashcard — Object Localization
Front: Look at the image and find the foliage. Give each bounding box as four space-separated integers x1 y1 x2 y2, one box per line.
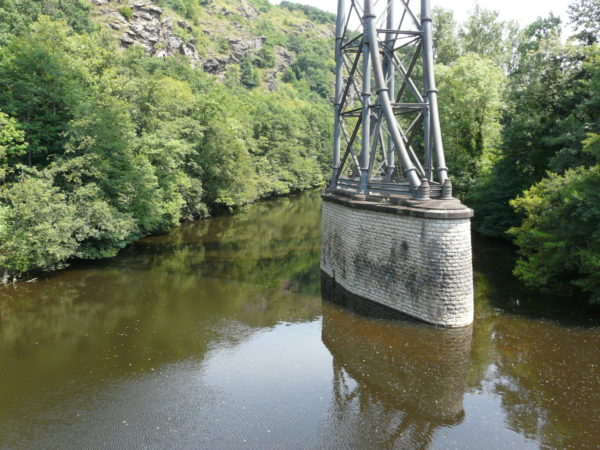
509 165 600 304
0 13 331 276
0 173 137 274
0 18 107 166
290 38 335 99
240 56 260 88
503 42 600 302
158 0 202 22
0 112 28 183
0 0 93 45
0 176 78 273
248 0 271 13
569 0 600 45
470 28 598 236
279 2 336 25
458 4 520 70
432 7 460 65
118 6 133 22
254 45 275 69
437 54 505 196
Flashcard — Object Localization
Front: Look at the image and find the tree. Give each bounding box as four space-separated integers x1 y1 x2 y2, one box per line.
0 0 93 45
437 54 505 196
0 112 28 183
509 163 600 304
290 38 334 99
254 45 275 69
0 18 110 166
459 4 519 70
569 0 600 45
0 7 335 277
469 19 596 237
517 14 562 56
432 7 460 65
0 175 78 274
240 56 260 89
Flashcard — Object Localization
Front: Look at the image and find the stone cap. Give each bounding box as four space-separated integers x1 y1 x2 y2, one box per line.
322 189 474 220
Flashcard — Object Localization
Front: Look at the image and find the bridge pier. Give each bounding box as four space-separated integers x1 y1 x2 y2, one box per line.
320 189 474 327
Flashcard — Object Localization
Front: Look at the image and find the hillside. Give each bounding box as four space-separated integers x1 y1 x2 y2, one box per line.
88 0 334 88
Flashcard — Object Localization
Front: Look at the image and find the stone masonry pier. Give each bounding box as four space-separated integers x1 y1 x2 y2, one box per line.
320 190 474 327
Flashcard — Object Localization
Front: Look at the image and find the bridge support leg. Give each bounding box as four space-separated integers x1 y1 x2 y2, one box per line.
320 191 474 327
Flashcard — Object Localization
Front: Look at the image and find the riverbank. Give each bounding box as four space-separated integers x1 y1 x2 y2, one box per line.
0 187 325 285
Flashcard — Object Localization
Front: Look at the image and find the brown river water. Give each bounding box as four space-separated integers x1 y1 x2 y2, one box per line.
0 190 598 449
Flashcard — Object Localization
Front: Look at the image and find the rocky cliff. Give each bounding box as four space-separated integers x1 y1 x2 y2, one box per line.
88 0 333 86
91 1 202 64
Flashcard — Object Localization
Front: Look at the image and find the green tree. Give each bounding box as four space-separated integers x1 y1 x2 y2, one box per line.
0 18 111 166
290 38 334 99
0 0 93 45
569 0 600 45
432 7 460 65
0 7 335 277
437 54 505 196
240 56 260 89
459 4 519 70
0 112 28 183
254 45 275 69
509 163 600 304
470 19 596 237
0 175 78 274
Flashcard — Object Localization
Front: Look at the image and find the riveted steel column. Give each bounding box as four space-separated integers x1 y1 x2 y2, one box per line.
385 0 395 181
331 0 346 188
421 0 448 183
364 0 421 188
360 15 371 195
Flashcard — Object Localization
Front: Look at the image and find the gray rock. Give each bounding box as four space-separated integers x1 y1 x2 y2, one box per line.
134 11 156 21
203 56 228 74
121 35 135 45
237 0 259 19
143 5 163 15
177 20 193 32
229 36 265 58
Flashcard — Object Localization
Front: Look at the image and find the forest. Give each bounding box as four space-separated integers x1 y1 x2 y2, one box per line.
0 0 598 306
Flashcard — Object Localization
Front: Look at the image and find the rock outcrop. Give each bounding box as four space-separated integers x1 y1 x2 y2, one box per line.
265 46 294 90
89 0 330 81
117 2 201 64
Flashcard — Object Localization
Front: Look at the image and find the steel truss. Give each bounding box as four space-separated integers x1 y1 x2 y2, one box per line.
331 0 451 199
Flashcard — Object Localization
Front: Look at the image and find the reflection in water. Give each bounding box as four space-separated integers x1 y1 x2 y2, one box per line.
320 277 472 449
0 192 325 448
0 190 598 449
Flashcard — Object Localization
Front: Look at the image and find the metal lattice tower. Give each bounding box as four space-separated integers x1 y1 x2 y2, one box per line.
331 0 451 199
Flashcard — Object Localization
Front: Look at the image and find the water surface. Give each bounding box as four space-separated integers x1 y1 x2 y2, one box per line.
0 191 598 449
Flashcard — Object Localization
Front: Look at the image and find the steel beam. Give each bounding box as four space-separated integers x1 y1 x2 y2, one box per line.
331 0 346 187
385 0 395 181
364 0 420 188
421 0 448 182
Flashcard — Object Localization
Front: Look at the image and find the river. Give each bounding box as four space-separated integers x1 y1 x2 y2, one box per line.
0 190 598 449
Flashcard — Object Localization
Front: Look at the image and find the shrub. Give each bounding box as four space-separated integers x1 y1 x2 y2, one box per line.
118 6 133 22
509 165 600 304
